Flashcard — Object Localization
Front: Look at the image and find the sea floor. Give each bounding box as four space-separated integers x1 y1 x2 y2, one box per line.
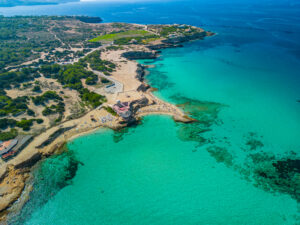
9 116 299 225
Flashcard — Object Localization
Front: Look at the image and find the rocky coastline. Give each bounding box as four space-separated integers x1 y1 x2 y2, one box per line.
0 24 213 223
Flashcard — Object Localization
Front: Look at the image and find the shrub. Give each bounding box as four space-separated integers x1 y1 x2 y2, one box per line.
27 109 35 116
36 118 44 124
32 85 41 92
16 119 34 131
0 129 18 141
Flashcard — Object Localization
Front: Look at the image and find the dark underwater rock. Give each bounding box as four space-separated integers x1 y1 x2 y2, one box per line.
206 146 234 167
246 152 300 202
245 132 264 151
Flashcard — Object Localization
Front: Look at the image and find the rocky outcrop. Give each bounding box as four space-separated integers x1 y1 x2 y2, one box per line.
36 126 76 149
136 64 148 82
147 31 214 50
147 43 183 50
0 168 8 184
137 83 150 92
121 51 158 60
14 153 42 170
162 31 214 45
173 115 198 123
120 97 150 123
0 166 28 215
130 97 149 115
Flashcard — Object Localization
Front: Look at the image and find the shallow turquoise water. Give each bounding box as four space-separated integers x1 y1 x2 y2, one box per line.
10 29 300 225
145 39 300 149
4 1 300 224
20 116 298 225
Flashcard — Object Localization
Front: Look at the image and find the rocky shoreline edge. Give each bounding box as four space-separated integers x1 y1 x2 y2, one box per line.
0 28 213 223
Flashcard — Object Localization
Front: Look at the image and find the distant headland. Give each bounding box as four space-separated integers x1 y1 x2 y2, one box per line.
0 0 79 7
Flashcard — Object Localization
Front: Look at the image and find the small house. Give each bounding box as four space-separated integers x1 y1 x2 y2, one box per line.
113 101 132 119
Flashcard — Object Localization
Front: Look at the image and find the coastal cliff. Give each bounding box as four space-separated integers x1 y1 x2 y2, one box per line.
0 166 29 220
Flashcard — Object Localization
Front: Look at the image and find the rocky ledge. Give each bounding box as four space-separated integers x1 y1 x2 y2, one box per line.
163 31 215 44
0 166 29 221
121 51 159 60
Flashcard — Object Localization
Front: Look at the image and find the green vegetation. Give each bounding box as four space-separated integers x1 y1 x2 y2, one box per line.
89 30 151 42
40 64 61 78
0 16 207 136
27 109 35 116
0 17 57 72
114 35 159 45
32 85 41 92
39 63 106 108
0 129 18 141
104 106 117 116
0 117 44 131
101 78 110 83
0 67 40 89
42 102 65 116
36 118 44 124
80 50 116 75
0 16 107 72
0 95 29 117
160 26 179 36
32 91 63 106
56 64 97 90
0 118 17 129
16 119 34 131
106 45 124 51
80 89 106 108
85 77 98 85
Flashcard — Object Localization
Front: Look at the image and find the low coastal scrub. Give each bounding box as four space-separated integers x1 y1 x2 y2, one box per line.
105 45 124 51
32 85 42 93
103 106 117 116
0 94 29 117
80 89 106 108
0 67 40 89
89 30 151 42
39 64 107 108
0 16 107 72
80 50 116 75
32 91 63 106
0 118 44 131
0 128 18 141
114 35 159 45
42 102 65 116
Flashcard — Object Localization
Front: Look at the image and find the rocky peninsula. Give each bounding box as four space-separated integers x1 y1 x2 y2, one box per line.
0 16 213 222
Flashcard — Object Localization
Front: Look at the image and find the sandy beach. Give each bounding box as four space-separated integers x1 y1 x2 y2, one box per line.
0 43 194 221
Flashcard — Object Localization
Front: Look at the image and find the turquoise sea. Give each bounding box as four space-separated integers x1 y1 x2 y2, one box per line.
2 0 300 224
